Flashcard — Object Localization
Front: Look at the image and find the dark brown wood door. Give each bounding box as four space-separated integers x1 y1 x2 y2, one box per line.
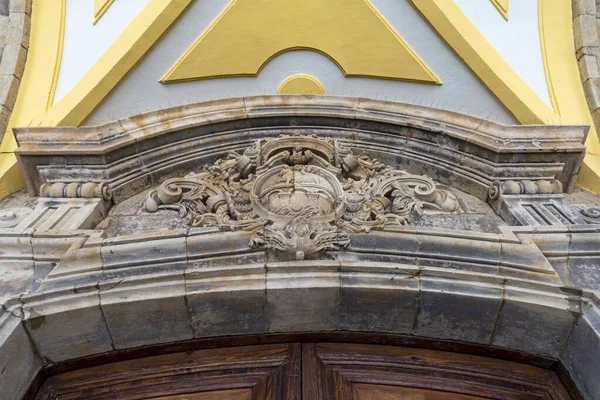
302 343 572 399
32 342 574 400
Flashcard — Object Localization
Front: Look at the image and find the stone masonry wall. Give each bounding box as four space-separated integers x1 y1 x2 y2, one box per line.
574 0 600 130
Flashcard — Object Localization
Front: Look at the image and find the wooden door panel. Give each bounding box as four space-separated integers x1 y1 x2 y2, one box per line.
34 344 300 400
149 389 252 400
353 384 486 400
302 343 573 400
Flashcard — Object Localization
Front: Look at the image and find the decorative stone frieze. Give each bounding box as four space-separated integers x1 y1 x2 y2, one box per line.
145 134 459 260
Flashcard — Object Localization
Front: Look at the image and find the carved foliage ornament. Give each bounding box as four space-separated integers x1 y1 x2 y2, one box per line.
145 135 460 259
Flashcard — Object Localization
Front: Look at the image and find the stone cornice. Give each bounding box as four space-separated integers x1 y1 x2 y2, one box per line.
12 97 588 202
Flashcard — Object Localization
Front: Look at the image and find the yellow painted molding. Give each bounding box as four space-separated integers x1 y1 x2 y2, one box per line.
0 154 24 200
538 0 600 191
0 0 65 154
41 0 193 127
47 0 66 110
409 0 556 125
578 155 600 195
162 0 441 85
94 0 116 25
539 0 600 155
277 75 325 95
490 0 509 21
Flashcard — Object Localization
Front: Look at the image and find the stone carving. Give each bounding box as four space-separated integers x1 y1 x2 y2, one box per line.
0 208 32 228
145 134 460 259
488 179 563 200
40 182 113 201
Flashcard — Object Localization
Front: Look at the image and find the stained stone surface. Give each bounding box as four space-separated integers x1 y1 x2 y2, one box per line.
1 99 600 399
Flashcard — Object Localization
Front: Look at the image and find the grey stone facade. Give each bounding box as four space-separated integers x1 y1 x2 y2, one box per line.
0 96 599 399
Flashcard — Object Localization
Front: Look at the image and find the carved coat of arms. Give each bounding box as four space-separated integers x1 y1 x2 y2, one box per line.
145 135 459 260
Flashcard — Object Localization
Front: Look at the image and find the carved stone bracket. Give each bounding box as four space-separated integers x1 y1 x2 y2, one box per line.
145 134 460 259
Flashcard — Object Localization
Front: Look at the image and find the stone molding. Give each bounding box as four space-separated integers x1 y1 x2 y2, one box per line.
0 237 597 398
573 0 600 130
14 96 588 203
0 0 30 144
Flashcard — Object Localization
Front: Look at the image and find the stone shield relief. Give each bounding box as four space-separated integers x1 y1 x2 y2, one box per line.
144 134 460 259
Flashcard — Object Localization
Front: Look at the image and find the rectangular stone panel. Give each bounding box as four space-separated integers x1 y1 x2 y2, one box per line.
339 263 419 334
414 275 503 344
267 262 340 333
561 305 600 399
186 264 267 338
0 316 42 400
100 274 193 349
492 290 578 358
23 291 114 362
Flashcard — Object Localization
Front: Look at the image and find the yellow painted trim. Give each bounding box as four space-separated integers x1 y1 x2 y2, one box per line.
539 0 600 191
94 0 116 25
0 0 64 154
41 0 193 127
47 0 66 110
490 0 509 21
277 74 326 95
0 154 24 199
409 0 557 125
538 0 559 116
162 0 441 85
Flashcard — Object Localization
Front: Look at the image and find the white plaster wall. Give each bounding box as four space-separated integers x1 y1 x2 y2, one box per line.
84 0 517 125
453 0 552 108
54 0 150 104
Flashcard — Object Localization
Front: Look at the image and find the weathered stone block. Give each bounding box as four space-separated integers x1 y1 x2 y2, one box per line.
101 230 187 279
339 263 419 334
562 305 600 400
0 74 19 109
414 276 503 344
9 0 31 15
574 14 600 50
23 290 113 362
186 264 267 337
6 11 29 48
100 274 193 349
0 43 26 78
573 0 597 17
0 315 41 400
0 260 33 301
492 291 577 357
267 262 340 333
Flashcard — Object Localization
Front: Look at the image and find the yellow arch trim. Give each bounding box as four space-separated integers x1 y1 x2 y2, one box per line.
40 0 193 127
409 0 557 125
490 0 509 21
47 0 66 110
539 0 600 193
94 0 116 25
162 0 441 85
0 0 192 199
277 75 326 95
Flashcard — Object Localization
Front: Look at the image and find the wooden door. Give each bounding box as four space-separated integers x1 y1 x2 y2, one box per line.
32 342 575 400
34 344 301 400
302 343 573 399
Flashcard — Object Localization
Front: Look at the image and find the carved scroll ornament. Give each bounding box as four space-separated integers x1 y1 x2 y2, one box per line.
145 135 460 260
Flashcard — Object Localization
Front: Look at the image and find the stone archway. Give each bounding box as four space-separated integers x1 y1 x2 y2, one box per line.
1 97 599 399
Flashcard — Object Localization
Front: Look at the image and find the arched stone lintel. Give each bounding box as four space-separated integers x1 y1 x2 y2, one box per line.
1 268 599 399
